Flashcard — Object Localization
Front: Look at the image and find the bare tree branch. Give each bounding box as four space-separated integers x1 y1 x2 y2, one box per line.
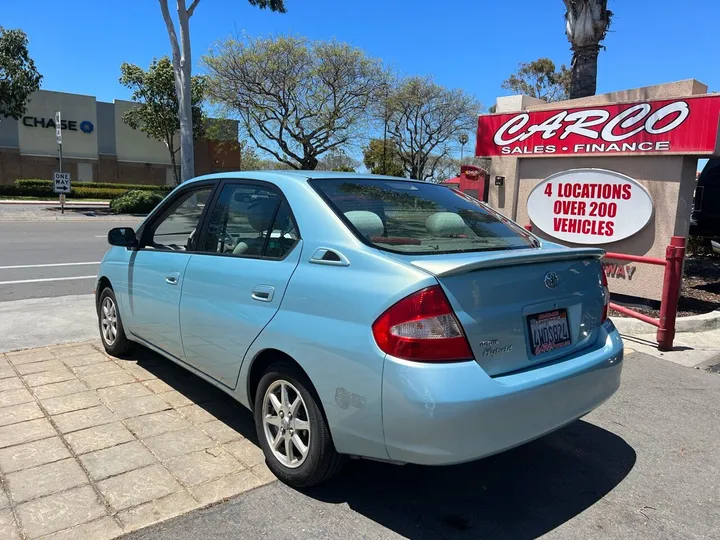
204 36 388 169
186 0 201 17
381 76 479 180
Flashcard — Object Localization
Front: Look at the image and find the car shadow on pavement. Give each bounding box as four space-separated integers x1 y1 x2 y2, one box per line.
126 346 260 444
303 420 636 540
126 347 635 539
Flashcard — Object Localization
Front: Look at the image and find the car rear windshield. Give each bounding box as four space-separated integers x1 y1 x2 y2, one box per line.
311 178 537 255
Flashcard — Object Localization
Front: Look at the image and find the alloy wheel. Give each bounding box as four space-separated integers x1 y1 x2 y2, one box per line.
262 380 311 468
100 296 118 346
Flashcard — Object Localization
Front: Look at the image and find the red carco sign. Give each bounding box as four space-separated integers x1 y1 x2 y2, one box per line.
476 95 720 157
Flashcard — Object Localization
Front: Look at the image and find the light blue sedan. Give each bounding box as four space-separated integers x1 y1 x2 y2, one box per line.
96 171 623 487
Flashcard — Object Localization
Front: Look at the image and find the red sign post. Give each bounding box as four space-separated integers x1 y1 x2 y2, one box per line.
476 95 720 157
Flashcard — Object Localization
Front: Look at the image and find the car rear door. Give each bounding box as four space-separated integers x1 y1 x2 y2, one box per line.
179 180 302 388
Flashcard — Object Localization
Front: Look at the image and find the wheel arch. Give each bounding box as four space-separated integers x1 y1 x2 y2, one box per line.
95 276 112 312
246 348 316 413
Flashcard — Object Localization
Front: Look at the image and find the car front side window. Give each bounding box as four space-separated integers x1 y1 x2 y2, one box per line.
146 187 213 251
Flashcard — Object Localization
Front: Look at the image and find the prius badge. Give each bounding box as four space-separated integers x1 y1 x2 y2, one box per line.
544 272 559 289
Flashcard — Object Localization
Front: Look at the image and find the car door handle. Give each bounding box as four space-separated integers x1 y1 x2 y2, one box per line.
251 285 274 302
165 272 180 285
309 248 350 267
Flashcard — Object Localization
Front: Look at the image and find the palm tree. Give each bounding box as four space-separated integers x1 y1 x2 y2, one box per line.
458 133 469 162
563 1 612 99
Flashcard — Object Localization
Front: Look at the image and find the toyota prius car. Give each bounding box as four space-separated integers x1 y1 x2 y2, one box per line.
96 171 623 487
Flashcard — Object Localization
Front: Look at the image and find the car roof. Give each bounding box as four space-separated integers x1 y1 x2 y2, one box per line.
185 170 417 186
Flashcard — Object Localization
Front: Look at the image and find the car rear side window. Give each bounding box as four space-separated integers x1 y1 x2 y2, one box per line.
311 179 536 255
199 184 299 259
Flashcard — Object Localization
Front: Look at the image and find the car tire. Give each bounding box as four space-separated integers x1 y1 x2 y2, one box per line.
254 362 345 488
97 287 133 357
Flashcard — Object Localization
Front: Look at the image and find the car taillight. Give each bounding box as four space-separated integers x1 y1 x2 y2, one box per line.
601 269 610 321
372 286 473 362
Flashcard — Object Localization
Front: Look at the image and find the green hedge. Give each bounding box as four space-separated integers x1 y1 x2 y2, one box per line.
73 187 129 198
0 184 136 199
15 179 172 193
0 179 173 200
109 190 165 214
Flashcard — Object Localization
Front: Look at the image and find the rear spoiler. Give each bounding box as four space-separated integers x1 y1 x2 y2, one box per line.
409 247 606 277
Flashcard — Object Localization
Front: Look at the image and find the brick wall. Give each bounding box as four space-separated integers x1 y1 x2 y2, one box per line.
0 149 21 185
195 139 241 175
1 136 238 186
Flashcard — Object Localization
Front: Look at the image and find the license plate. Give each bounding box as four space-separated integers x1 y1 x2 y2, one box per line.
527 309 571 355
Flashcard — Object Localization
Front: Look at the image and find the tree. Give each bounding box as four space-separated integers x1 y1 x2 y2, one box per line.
432 156 490 184
363 138 404 177
119 57 206 185
563 0 612 99
158 0 286 182
238 142 263 170
458 133 469 161
318 150 359 172
501 58 571 102
205 36 388 170
383 76 480 181
237 143 294 170
0 27 42 120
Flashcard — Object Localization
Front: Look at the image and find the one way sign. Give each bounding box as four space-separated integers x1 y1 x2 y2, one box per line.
53 172 71 193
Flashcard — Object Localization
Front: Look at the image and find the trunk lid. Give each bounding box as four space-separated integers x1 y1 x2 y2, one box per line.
390 247 607 376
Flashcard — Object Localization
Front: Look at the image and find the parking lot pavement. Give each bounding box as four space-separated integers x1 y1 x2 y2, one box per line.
0 342 276 540
0 346 717 539
124 349 718 540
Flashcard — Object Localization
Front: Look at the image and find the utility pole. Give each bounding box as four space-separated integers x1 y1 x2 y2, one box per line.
382 83 389 175
56 111 64 214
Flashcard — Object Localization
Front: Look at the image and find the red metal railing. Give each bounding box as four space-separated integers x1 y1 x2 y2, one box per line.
606 236 686 351
524 225 686 351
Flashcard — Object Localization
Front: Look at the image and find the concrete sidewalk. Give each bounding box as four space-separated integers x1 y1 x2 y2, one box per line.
0 341 275 540
0 296 98 353
0 203 141 222
621 330 720 368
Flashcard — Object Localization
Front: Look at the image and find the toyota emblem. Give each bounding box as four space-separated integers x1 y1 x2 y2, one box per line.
544 272 559 289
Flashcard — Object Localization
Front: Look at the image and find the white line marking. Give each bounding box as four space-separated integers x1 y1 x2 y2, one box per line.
0 275 96 286
94 235 106 238
0 262 100 270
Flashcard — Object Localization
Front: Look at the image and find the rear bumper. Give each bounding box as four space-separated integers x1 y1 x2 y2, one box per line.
381 320 623 465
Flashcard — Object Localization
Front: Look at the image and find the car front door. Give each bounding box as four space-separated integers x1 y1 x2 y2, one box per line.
124 184 214 359
179 181 302 388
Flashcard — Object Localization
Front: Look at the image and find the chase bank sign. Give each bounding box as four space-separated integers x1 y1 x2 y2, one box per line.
22 116 94 134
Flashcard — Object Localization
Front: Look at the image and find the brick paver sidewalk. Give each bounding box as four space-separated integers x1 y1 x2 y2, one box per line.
0 341 276 539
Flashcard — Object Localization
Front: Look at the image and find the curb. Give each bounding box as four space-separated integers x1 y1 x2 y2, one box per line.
0 200 110 207
0 216 143 222
612 309 720 335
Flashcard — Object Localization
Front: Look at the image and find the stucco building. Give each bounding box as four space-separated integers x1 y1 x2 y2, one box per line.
0 89 240 186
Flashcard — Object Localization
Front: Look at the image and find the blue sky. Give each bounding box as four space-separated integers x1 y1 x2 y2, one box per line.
3 0 718 169
4 0 718 105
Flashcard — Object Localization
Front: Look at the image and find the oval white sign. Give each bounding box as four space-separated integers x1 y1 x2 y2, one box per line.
527 168 653 245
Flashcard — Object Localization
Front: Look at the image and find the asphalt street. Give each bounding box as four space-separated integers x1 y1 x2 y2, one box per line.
0 218 142 302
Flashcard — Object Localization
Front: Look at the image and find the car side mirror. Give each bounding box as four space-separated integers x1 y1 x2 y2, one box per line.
108 227 137 247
